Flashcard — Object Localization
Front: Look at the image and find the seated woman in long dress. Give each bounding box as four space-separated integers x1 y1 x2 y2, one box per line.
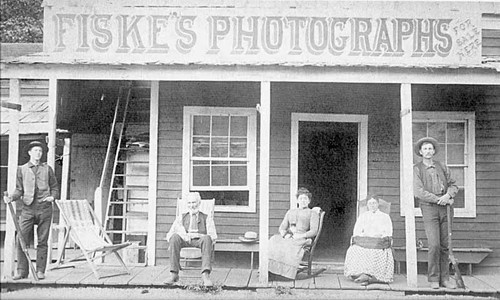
268 187 320 279
344 195 394 285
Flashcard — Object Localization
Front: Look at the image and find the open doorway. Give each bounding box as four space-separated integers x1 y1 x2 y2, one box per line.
291 113 368 263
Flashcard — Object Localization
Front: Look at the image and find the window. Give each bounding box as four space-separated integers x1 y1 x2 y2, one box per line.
183 107 257 212
411 111 476 218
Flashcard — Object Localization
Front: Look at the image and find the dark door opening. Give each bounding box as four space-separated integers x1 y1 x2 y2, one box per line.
298 121 358 262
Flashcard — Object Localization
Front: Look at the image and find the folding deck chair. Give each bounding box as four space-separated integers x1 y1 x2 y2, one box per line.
51 199 131 280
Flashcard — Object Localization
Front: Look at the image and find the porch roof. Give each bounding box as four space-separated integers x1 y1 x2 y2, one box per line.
3 52 500 73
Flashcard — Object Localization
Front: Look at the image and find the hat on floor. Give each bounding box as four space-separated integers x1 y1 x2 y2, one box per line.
414 137 439 157
239 231 258 243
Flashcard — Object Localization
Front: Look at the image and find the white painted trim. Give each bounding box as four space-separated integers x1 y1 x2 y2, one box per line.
258 81 270 285
147 81 159 266
47 78 58 169
290 113 368 210
405 111 477 218
2 64 499 85
182 106 258 213
2 79 20 279
400 83 418 288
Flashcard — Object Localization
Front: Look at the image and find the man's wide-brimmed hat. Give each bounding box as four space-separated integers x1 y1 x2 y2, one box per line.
23 140 48 154
238 231 258 243
414 137 439 157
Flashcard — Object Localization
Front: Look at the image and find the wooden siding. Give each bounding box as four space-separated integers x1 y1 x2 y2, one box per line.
156 81 261 263
156 82 500 272
0 79 49 135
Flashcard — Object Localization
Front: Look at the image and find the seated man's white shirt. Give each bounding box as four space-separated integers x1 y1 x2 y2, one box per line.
166 213 217 242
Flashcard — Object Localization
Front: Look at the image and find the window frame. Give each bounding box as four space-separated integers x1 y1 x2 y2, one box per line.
407 111 476 218
182 106 257 213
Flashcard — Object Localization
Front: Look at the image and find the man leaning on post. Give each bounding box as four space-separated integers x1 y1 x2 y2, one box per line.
3 140 60 280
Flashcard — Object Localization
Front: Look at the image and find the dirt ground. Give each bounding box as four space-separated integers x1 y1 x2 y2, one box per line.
0 286 496 300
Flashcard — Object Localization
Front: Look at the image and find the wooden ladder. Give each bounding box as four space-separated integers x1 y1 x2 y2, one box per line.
102 82 150 265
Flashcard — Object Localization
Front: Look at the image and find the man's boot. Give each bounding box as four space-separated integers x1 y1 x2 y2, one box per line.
201 271 213 287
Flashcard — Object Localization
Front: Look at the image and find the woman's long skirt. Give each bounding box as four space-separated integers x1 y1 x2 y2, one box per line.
268 235 308 279
344 245 394 283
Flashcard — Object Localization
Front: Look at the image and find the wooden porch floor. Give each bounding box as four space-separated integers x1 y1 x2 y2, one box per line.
1 263 499 297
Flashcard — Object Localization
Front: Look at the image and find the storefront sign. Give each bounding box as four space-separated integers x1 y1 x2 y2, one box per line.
43 2 482 66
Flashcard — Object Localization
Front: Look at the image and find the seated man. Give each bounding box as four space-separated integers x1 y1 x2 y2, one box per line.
165 192 217 286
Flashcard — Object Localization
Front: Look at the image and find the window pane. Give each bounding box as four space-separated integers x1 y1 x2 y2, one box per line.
212 165 228 186
231 116 247 136
434 145 445 162
193 137 210 157
193 166 210 186
230 138 247 158
412 123 427 142
230 166 247 186
453 188 465 208
450 167 464 186
448 144 464 164
448 123 465 143
212 116 229 136
211 137 228 157
193 116 210 135
428 122 445 142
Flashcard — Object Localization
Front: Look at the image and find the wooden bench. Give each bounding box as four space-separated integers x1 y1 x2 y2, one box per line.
215 239 259 269
392 247 492 275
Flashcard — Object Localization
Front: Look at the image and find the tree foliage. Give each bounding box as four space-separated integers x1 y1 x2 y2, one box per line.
0 0 43 43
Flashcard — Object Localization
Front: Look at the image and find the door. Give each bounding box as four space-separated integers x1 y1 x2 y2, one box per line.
290 113 368 262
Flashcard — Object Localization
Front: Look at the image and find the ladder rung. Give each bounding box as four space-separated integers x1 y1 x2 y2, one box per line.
114 174 149 177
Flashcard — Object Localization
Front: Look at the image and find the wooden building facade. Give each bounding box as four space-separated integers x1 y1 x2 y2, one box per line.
1 0 499 285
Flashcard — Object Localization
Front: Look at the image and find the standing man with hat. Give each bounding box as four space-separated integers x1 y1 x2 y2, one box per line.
413 137 458 289
3 140 60 280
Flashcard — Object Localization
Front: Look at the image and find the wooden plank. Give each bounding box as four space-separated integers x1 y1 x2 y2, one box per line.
337 273 366 290
41 266 78 284
258 80 270 284
247 269 261 288
104 266 144 285
313 272 338 289
80 266 127 285
56 265 94 284
473 274 500 292
2 78 20 280
400 83 418 288
128 265 167 286
463 275 497 293
388 274 408 291
210 268 230 287
150 266 172 286
148 80 158 266
224 268 251 288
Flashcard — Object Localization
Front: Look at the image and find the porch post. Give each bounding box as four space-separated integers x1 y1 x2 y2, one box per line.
147 81 159 266
2 78 20 279
47 78 57 169
258 81 271 285
46 77 58 268
400 83 418 288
